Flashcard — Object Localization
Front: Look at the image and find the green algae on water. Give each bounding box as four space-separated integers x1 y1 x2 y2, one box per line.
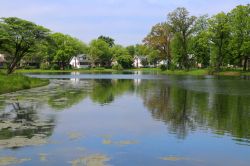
39 153 48 162
67 132 83 140
0 156 31 166
159 156 188 161
70 154 110 166
0 135 48 149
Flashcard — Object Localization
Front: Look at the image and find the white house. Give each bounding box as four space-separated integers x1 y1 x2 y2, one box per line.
70 54 91 69
133 56 147 68
157 60 168 67
0 54 6 68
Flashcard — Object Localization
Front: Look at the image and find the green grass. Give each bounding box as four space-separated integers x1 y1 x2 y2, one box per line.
0 74 49 94
15 68 118 74
160 69 209 75
5 68 250 76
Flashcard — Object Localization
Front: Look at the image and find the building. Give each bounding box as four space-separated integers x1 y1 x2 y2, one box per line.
70 54 91 69
0 54 6 68
157 60 168 67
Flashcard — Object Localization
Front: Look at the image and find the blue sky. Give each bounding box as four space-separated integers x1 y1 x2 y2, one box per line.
0 0 249 46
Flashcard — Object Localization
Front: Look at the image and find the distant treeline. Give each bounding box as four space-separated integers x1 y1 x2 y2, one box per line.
0 4 249 74
144 4 250 71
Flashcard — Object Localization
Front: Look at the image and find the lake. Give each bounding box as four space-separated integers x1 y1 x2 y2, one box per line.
0 72 250 166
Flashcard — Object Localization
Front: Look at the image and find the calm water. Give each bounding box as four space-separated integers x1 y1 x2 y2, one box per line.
0 73 250 166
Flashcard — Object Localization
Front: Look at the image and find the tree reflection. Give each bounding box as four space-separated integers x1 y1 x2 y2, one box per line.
139 80 250 142
0 78 249 145
0 101 55 149
90 79 134 105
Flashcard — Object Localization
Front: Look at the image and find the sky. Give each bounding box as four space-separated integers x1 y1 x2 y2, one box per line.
0 0 249 46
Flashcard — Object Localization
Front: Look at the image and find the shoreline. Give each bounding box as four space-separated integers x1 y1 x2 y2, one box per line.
15 68 250 76
0 74 49 95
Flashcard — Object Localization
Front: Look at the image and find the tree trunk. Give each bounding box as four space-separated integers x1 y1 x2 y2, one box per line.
243 56 248 71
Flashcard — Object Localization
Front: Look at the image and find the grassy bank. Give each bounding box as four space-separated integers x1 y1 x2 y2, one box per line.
15 68 117 74
10 68 250 76
0 74 49 94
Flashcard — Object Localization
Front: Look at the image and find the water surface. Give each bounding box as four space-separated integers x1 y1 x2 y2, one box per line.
0 73 250 166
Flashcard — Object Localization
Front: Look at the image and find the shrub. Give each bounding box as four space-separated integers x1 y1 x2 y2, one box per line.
51 64 60 70
112 64 123 70
40 63 50 70
160 64 167 71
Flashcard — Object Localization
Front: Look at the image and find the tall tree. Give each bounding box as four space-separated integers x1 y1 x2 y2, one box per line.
98 35 115 47
126 45 136 57
191 15 211 67
0 17 50 74
228 4 250 71
143 22 172 67
50 33 87 69
111 45 133 69
168 7 196 69
88 39 112 67
208 12 230 71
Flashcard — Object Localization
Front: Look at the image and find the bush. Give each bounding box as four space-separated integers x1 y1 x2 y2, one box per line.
23 65 38 70
112 64 123 70
40 63 50 70
160 64 167 71
50 64 60 70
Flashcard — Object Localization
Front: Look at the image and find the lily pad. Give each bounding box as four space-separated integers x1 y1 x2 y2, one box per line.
160 156 188 161
70 154 110 166
0 156 31 166
67 132 82 140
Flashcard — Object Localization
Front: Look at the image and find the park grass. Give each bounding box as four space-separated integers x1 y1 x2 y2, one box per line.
160 69 209 75
15 68 117 74
0 73 49 94
10 68 250 76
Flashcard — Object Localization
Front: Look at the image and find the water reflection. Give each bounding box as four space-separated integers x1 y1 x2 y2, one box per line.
0 100 55 149
140 80 250 141
0 76 250 149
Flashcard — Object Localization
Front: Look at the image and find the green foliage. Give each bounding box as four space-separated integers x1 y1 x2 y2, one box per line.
111 45 133 69
0 17 50 74
190 15 210 67
50 33 87 69
112 64 123 70
147 49 160 66
160 64 167 71
0 73 49 94
126 45 136 57
88 39 112 67
167 7 196 69
51 64 60 70
98 35 115 47
143 22 172 61
40 63 50 70
228 4 250 71
208 12 230 71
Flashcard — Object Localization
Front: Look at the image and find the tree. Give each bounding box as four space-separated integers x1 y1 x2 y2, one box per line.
191 15 211 67
50 33 87 69
88 39 112 67
0 17 50 74
208 12 230 71
98 35 115 47
126 45 136 57
168 7 196 69
111 45 133 68
147 49 160 67
134 44 150 56
228 4 250 71
143 22 172 66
